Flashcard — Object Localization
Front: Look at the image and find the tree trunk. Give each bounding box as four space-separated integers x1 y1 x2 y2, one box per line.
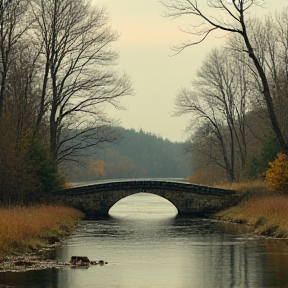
241 20 288 153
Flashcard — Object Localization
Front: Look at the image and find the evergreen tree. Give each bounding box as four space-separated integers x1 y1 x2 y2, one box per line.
248 133 281 179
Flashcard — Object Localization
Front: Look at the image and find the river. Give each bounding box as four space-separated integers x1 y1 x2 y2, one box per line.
2 193 288 287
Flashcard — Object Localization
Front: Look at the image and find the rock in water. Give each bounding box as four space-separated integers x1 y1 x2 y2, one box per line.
70 256 90 266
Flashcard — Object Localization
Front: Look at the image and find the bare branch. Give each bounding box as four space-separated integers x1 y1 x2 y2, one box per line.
32 0 133 162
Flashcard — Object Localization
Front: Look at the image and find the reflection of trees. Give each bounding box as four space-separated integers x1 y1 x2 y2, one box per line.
0 268 59 287
199 226 252 287
260 241 288 286
172 219 269 287
202 225 288 287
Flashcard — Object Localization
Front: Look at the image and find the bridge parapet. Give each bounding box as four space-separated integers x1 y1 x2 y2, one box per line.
60 180 235 196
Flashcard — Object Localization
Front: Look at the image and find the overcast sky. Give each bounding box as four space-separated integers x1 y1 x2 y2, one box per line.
92 0 285 142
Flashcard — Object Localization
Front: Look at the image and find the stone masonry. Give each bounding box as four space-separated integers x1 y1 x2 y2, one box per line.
57 180 240 218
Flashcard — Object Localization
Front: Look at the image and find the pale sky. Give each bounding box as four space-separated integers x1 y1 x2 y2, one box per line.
93 0 285 142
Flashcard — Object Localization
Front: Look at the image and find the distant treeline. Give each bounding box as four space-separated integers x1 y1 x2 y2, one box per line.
65 127 191 182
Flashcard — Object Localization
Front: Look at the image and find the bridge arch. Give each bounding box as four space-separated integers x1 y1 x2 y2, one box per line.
58 179 239 218
109 192 178 216
91 189 183 216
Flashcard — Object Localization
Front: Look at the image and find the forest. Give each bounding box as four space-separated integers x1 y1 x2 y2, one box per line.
65 127 191 183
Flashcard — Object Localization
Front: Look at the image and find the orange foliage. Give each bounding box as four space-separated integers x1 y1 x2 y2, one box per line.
63 182 72 189
265 153 288 193
87 160 106 177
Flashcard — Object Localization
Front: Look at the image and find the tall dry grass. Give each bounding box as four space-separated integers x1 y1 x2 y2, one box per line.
215 196 288 238
215 179 274 198
0 205 83 257
213 179 288 238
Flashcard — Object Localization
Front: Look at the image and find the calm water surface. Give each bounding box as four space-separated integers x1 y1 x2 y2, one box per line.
2 193 288 288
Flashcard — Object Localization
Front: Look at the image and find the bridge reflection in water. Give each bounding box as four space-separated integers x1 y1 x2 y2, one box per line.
58 179 239 219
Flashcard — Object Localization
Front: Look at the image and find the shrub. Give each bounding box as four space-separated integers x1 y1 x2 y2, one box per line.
0 119 64 205
265 152 288 193
0 121 40 205
26 137 64 196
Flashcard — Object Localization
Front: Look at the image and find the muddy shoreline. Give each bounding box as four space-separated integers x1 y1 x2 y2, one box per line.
0 246 67 273
0 255 62 273
0 253 107 273
0 244 108 273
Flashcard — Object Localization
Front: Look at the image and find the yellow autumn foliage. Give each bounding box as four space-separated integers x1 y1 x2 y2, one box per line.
265 152 288 193
87 160 106 177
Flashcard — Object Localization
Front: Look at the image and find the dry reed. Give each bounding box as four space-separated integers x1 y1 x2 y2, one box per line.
215 196 288 238
0 205 83 257
213 180 288 238
215 179 274 197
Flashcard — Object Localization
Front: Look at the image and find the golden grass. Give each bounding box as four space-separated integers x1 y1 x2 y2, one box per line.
0 205 83 257
213 180 288 238
215 179 274 197
63 182 72 188
215 196 288 238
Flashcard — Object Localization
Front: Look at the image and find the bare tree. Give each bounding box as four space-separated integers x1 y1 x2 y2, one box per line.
175 48 254 181
0 0 33 116
184 124 229 184
30 0 132 163
258 9 288 143
6 39 43 141
160 0 288 152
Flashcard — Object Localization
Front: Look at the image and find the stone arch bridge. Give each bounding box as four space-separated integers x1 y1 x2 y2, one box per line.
57 179 239 218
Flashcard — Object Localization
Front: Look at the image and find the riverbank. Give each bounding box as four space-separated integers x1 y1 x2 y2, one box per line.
213 180 288 238
0 205 83 258
1 181 287 273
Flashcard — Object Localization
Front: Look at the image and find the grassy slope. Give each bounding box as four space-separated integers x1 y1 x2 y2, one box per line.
214 180 288 238
0 205 83 257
